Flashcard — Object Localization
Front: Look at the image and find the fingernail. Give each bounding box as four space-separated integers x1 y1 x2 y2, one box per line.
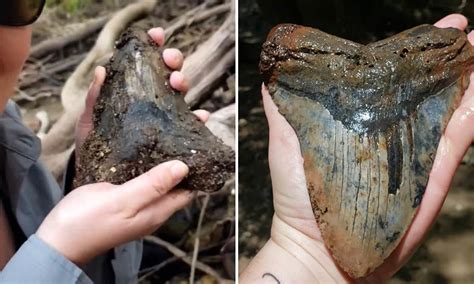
163 48 180 60
170 71 183 82
437 15 467 29
163 48 172 59
170 161 188 179
451 17 466 27
147 27 161 34
148 27 164 39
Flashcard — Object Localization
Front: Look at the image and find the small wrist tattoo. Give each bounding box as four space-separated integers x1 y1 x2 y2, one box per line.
262 272 281 284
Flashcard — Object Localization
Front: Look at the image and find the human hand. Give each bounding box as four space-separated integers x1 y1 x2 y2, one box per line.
256 13 474 283
36 160 193 265
75 27 210 150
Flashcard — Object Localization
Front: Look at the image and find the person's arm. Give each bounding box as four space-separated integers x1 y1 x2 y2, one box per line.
241 215 348 283
0 235 92 284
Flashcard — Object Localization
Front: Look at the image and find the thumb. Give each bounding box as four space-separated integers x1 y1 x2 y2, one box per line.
78 66 106 126
262 84 310 205
76 66 106 150
117 161 190 212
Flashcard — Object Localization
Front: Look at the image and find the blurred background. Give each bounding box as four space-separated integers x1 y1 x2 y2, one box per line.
17 0 235 283
238 0 474 282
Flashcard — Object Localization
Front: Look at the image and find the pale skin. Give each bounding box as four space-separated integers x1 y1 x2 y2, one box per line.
240 14 474 283
0 25 210 267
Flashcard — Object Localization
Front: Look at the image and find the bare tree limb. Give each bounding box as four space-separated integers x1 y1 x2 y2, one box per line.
183 1 235 107
165 1 231 39
206 103 235 149
185 47 235 107
29 16 110 59
19 53 86 89
14 86 61 102
35 111 50 140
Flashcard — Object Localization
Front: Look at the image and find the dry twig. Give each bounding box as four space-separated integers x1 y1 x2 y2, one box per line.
20 54 86 89
138 255 181 282
144 235 225 282
190 193 211 283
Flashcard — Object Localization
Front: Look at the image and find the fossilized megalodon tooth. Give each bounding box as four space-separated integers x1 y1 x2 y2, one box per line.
260 24 474 278
74 28 235 192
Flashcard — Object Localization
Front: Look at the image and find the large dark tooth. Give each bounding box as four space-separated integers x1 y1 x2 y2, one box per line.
260 23 474 278
74 28 235 192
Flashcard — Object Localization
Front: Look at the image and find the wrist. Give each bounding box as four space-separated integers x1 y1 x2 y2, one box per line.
240 213 352 283
35 231 83 266
36 219 91 266
270 214 350 283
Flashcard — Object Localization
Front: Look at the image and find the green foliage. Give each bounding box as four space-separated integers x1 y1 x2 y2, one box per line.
45 0 60 6
45 0 91 13
63 0 91 13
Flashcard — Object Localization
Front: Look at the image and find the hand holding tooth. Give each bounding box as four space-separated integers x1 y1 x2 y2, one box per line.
241 14 474 283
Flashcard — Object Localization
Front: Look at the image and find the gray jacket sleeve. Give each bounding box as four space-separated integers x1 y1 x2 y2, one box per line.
0 101 142 283
0 234 92 284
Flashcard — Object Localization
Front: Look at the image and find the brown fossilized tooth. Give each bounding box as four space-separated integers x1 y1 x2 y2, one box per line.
260 24 474 278
73 28 234 192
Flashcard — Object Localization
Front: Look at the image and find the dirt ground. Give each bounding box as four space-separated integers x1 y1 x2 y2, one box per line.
238 1 474 282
